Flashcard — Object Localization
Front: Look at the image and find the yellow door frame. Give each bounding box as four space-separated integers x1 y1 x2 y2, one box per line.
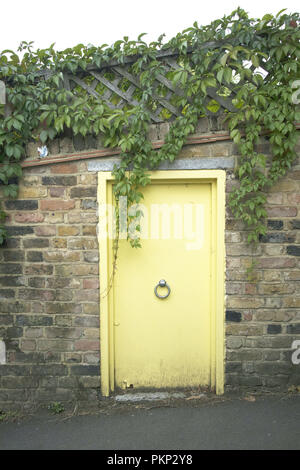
97 169 226 396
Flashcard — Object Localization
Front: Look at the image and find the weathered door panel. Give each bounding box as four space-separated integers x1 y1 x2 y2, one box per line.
113 182 212 389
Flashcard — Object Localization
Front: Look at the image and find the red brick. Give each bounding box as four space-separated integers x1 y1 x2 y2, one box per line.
15 212 44 223
74 340 99 351
83 279 99 289
51 163 78 174
40 200 75 211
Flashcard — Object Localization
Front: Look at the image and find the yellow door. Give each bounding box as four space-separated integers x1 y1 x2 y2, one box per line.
113 180 214 390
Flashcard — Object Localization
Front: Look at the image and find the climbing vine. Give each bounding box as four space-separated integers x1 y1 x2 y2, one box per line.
0 7 299 253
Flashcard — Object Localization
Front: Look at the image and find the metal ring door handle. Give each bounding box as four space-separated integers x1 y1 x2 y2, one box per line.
154 279 171 299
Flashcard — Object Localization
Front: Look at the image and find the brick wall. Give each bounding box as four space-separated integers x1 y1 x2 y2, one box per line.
225 164 300 389
0 161 100 409
0 120 299 410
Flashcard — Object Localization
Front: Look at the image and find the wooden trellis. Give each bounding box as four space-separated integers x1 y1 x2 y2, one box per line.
2 43 270 123
20 42 249 123
61 54 238 123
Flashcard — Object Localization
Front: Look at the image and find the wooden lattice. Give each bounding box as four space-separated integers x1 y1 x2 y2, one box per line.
61 54 239 123
3 44 270 123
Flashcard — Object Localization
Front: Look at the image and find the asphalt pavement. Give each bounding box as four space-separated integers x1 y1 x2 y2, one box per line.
0 394 300 450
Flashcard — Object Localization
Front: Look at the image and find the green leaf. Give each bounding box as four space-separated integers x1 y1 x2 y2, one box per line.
230 129 241 143
217 69 224 83
262 13 273 22
206 99 220 113
138 33 147 41
220 53 228 66
40 130 48 143
223 67 232 83
251 55 259 68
